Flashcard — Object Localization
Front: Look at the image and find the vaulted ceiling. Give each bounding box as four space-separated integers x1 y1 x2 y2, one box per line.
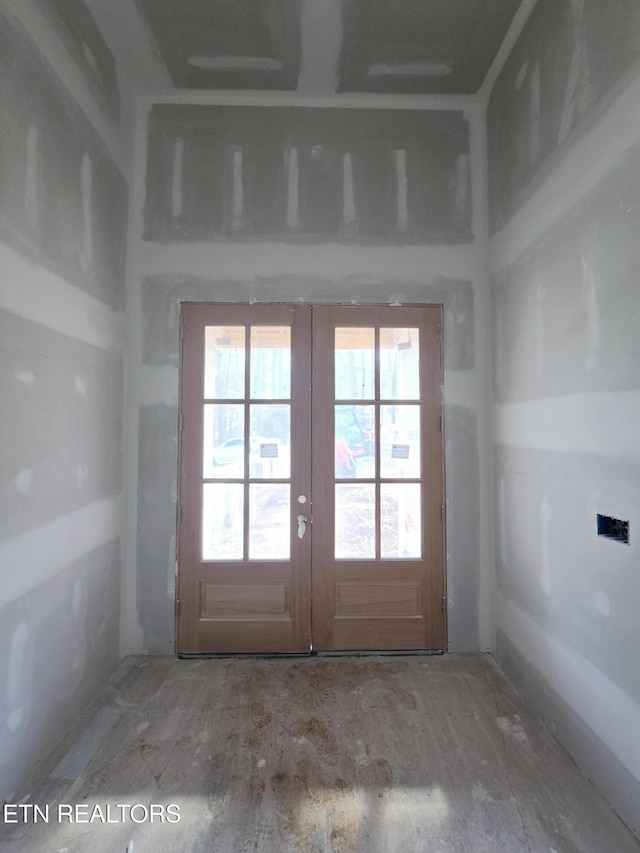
133 0 521 95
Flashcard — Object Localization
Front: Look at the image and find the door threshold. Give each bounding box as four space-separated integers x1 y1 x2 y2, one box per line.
316 649 445 657
178 649 444 659
178 651 314 659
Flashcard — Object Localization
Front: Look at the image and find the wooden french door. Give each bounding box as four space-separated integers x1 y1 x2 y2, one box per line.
177 302 445 654
311 305 446 651
178 303 312 653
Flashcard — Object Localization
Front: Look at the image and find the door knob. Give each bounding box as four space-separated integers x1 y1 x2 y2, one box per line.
297 514 308 539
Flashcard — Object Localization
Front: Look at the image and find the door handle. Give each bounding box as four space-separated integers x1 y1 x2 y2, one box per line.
297 514 308 539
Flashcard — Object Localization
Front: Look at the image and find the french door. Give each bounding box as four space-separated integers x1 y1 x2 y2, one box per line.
177 302 445 654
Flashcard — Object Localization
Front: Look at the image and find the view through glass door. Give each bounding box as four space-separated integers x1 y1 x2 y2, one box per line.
177 303 445 654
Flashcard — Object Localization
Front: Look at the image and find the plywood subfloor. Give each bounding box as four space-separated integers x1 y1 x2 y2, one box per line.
2 654 638 852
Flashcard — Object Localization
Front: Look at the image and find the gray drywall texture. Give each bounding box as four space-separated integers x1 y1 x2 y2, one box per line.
141 274 474 370
0 12 128 309
489 0 640 837
0 311 124 540
496 444 640 704
492 143 640 402
35 0 120 122
444 406 479 652
0 2 126 806
136 0 301 90
137 405 179 654
144 106 472 244
0 540 120 804
488 0 640 232
340 0 520 95
135 0 520 96
137 275 476 653
497 631 640 838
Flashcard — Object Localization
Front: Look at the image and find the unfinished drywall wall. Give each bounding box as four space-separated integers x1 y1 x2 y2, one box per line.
0 17 127 307
488 0 640 232
0 541 120 804
488 0 640 836
0 313 123 540
34 0 121 123
0 3 128 804
493 148 640 402
131 100 489 656
143 106 472 244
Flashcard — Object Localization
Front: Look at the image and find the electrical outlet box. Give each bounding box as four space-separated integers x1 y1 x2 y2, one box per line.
597 514 630 545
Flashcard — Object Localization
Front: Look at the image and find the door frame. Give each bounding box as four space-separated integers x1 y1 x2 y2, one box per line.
175 301 447 655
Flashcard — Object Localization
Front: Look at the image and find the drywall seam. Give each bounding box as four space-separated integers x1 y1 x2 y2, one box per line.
0 496 121 609
467 101 495 651
490 66 640 273
477 0 539 106
2 0 126 171
119 98 149 657
0 243 125 352
138 243 476 282
140 92 479 113
297 0 341 93
83 0 172 95
494 392 640 462
498 592 640 784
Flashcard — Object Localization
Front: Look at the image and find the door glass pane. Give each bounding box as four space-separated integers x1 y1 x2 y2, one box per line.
250 326 291 399
204 405 244 478
380 328 419 400
381 484 421 559
204 326 245 399
335 405 375 478
335 327 374 400
380 405 421 479
202 483 244 560
250 405 291 478
249 484 290 559
335 484 375 558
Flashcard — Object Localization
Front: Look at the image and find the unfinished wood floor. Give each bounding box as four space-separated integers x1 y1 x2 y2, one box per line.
2 654 638 853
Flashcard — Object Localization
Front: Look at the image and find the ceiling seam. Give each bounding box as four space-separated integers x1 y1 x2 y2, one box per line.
477 0 539 108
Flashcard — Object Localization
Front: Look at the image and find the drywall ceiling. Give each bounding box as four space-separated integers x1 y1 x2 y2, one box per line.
134 0 522 95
